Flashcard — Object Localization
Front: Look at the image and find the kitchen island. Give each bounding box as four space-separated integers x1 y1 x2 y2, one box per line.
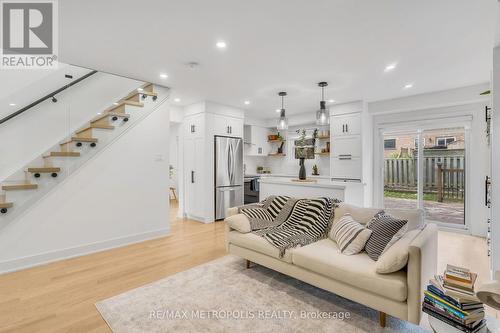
259 176 364 205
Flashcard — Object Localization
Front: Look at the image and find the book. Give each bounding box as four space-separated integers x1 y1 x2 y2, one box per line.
423 306 486 333
444 272 477 292
445 264 472 284
435 275 480 302
427 285 484 311
424 291 469 316
423 301 484 326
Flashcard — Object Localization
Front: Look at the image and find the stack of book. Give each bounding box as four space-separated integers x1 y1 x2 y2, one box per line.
422 264 486 333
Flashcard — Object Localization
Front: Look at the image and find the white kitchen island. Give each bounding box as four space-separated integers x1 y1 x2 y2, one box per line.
258 176 364 205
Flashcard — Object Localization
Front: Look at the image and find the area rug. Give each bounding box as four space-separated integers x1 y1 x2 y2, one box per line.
96 255 428 333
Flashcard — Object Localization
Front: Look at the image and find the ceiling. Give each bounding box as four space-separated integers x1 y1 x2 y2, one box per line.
59 0 497 119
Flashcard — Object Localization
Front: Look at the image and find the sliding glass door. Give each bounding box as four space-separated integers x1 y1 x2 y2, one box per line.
382 127 466 227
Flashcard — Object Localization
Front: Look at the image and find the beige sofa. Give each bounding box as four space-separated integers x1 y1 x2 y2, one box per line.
225 203 438 327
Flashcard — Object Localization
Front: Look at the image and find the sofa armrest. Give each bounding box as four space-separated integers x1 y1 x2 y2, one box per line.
406 223 438 324
224 206 240 252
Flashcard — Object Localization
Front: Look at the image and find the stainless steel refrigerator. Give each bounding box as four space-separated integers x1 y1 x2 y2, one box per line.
215 136 243 220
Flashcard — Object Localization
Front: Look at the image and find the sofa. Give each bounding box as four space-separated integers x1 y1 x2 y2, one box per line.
225 202 438 327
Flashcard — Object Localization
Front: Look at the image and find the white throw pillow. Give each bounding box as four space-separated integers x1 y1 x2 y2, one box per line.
225 214 251 233
330 213 372 255
376 229 421 274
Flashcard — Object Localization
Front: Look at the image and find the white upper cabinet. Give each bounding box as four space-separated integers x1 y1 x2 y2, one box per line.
184 113 205 138
211 114 244 137
331 113 361 137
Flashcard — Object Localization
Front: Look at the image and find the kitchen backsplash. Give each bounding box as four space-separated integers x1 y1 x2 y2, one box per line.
244 155 330 177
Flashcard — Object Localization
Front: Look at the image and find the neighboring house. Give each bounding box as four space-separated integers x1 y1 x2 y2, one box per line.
384 129 465 157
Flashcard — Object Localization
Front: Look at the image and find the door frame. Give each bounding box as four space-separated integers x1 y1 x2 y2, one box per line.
374 116 472 231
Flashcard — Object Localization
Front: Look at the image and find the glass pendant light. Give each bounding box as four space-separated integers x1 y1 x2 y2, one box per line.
277 91 288 130
316 82 329 125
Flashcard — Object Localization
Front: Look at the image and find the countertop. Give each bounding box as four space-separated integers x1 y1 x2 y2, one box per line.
259 176 347 189
244 173 331 180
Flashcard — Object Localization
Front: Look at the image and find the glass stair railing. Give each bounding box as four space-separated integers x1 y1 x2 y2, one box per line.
0 65 169 223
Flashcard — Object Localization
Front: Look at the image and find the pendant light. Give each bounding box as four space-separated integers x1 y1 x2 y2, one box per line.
316 82 329 125
277 91 288 130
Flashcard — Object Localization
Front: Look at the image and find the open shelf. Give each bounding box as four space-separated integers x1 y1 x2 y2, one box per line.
315 152 330 156
316 135 330 140
268 139 286 143
268 153 286 156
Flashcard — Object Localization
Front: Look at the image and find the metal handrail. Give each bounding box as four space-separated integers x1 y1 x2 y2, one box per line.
0 70 98 125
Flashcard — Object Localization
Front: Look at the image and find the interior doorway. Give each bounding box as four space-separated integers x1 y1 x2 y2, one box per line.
382 127 466 227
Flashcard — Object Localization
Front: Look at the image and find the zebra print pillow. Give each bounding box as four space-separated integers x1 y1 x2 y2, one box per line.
365 211 408 261
239 207 274 222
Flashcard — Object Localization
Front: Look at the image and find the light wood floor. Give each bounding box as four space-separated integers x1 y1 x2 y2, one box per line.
0 202 495 332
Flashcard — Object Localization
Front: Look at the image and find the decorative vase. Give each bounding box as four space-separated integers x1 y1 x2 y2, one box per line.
299 158 306 180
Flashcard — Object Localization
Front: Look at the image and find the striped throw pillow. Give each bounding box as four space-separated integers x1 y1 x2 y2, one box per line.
365 211 408 261
330 213 373 255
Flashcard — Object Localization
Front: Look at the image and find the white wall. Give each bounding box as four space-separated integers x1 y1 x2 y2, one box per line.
0 72 143 181
169 123 180 190
0 100 171 273
369 84 489 237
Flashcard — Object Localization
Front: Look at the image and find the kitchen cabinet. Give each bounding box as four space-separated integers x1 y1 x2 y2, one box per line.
211 114 243 137
331 136 361 157
244 125 271 156
330 105 362 181
331 157 362 181
331 113 361 136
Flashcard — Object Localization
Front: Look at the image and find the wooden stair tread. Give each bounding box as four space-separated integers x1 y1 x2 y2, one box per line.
0 202 13 209
91 112 131 123
91 124 114 130
27 167 61 173
108 100 143 111
44 151 80 157
138 91 157 97
123 100 144 107
2 184 38 190
71 137 98 143
106 112 130 117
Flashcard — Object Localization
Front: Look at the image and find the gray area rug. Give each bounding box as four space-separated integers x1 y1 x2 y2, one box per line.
96 255 428 332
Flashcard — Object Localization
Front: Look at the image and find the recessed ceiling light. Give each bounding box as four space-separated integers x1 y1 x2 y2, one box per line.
384 63 397 72
404 83 414 89
216 41 227 49
174 98 181 102
113 102 119 105
137 88 143 92
276 109 281 113
244 100 250 105
9 103 16 106
159 73 168 79
328 99 335 103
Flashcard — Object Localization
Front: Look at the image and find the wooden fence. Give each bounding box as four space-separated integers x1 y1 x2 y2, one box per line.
384 151 465 201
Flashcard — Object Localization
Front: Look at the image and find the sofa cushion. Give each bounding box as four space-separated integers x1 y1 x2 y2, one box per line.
227 231 293 263
292 239 408 302
225 214 252 233
365 212 408 261
329 213 372 255
376 229 421 274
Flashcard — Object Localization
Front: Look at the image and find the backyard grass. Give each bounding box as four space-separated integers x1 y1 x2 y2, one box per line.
385 190 436 201
384 190 464 203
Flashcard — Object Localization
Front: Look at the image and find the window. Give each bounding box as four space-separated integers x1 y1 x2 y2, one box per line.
384 139 396 150
436 136 455 147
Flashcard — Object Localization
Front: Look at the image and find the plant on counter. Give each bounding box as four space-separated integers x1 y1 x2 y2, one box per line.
312 164 319 176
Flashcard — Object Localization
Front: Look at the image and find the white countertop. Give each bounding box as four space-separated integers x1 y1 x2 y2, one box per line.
245 173 331 180
259 176 346 189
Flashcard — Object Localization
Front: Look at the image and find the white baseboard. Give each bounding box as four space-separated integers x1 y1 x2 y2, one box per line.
0 227 170 275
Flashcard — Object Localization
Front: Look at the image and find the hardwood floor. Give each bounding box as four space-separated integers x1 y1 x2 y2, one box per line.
0 202 494 332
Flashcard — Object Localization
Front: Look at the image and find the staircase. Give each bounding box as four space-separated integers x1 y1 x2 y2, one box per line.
0 82 166 217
